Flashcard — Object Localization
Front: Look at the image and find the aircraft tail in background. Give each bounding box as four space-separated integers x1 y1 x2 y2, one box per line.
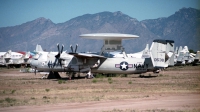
141 44 150 58
31 44 45 60
149 39 167 69
35 44 44 52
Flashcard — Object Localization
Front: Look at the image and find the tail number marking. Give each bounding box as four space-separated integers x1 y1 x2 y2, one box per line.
154 58 164 62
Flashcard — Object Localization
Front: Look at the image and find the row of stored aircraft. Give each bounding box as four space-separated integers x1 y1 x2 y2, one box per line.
0 50 32 68
29 33 200 79
1 33 199 79
174 46 200 65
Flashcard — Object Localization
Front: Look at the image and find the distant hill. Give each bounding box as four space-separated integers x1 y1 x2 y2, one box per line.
0 7 199 53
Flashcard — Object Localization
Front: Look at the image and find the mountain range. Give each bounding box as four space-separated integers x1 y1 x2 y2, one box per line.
0 7 199 53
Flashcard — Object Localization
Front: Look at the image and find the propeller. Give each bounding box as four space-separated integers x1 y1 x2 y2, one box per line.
75 44 78 53
53 43 64 68
69 44 78 54
70 45 73 53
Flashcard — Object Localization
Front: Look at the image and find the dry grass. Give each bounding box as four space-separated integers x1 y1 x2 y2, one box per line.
0 66 199 109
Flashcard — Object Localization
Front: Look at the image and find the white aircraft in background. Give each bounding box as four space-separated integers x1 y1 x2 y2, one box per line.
174 46 181 65
31 44 47 59
17 51 31 66
0 49 33 68
174 46 200 65
175 46 191 65
0 50 12 66
31 33 167 79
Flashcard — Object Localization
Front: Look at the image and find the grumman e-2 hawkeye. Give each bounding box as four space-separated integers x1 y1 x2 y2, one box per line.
31 33 167 79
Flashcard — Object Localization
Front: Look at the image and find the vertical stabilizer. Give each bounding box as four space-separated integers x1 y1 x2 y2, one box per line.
175 47 178 54
141 44 150 58
183 46 190 62
149 39 167 68
35 44 44 52
178 46 182 55
177 46 189 65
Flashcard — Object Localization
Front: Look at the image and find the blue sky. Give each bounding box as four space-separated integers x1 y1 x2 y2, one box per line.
0 0 199 27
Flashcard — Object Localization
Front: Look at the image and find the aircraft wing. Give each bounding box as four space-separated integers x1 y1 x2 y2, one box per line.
69 53 106 58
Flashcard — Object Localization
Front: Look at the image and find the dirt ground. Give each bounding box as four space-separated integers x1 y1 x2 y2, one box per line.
0 66 199 112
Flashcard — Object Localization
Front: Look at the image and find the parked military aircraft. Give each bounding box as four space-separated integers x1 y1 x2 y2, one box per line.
0 50 31 68
31 33 167 79
175 46 191 65
0 50 12 66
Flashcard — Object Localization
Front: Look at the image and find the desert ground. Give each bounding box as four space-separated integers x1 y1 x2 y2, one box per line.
0 65 199 112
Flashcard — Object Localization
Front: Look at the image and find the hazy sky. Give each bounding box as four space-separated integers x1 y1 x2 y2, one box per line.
0 0 199 27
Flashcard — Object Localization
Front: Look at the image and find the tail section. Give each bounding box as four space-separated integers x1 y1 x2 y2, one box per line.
32 45 44 60
149 39 167 68
183 46 190 61
175 47 178 54
141 44 150 58
35 44 44 52
176 46 189 65
177 46 182 55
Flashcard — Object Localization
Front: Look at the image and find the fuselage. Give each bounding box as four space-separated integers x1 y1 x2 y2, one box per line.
31 52 150 74
91 57 148 74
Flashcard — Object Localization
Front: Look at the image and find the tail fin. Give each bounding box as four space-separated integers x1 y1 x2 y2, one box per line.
177 46 182 56
35 44 44 52
183 46 190 61
141 44 150 58
175 47 178 54
177 46 189 64
149 39 167 68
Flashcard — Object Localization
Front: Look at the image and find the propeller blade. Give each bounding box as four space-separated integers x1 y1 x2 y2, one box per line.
61 44 64 54
70 45 73 53
57 43 60 54
75 44 78 53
